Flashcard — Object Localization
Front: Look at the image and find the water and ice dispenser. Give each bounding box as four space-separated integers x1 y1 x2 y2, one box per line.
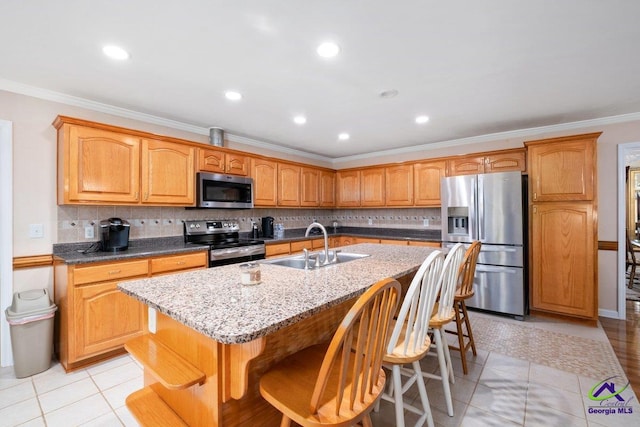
446 207 469 235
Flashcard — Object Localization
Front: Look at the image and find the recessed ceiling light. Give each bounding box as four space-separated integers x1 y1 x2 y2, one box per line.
415 115 430 124
224 91 242 101
293 115 307 125
317 42 340 58
102 45 130 60
338 133 350 141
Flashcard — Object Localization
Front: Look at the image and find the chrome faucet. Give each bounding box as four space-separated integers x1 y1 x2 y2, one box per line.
305 222 330 265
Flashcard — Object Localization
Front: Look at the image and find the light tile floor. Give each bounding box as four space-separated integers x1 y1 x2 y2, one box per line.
1 310 639 427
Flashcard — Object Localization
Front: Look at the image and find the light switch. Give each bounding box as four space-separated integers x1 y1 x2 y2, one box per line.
29 223 44 238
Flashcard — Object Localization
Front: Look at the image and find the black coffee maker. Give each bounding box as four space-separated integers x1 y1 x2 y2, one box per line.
262 216 274 238
100 218 130 252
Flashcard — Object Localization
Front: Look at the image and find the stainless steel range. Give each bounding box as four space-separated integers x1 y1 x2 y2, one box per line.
183 220 265 267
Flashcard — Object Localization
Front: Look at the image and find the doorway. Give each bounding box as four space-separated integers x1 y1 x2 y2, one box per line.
618 142 640 320
0 119 13 366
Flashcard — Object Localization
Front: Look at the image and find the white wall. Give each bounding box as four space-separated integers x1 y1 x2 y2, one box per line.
2 89 637 316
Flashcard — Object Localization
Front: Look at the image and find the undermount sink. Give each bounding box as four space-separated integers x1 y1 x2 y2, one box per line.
263 251 370 270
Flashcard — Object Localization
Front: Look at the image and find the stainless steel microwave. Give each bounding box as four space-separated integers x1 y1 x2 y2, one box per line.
196 172 254 209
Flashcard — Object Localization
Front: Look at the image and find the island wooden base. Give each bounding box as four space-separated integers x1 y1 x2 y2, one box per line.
126 298 357 427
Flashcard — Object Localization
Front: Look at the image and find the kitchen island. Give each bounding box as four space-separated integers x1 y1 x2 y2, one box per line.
118 243 438 427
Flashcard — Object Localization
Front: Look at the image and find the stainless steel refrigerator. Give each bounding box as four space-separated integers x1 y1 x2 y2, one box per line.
441 171 527 319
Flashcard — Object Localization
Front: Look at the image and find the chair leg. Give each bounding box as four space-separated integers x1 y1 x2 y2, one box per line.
453 302 468 375
440 328 455 385
392 365 406 427
280 415 292 427
630 263 636 289
361 414 373 427
461 300 476 357
412 360 434 427
434 329 454 417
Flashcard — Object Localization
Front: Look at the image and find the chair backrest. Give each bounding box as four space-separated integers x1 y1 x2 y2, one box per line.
456 241 482 298
310 277 401 416
436 243 466 320
387 251 444 357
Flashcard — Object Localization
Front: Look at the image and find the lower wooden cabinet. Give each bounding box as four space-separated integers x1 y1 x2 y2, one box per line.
73 281 146 358
54 251 207 371
530 202 596 320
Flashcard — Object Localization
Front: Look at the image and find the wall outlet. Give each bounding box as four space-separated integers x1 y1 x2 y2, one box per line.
84 225 94 239
423 219 430 227
29 223 44 238
368 218 373 225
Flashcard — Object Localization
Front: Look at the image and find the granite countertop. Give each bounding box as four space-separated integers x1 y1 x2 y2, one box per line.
53 236 207 265
118 243 439 345
53 227 441 265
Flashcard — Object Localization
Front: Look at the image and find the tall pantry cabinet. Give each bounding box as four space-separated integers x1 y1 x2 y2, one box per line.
525 133 600 323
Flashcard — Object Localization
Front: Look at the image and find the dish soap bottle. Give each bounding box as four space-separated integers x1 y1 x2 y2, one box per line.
251 222 260 238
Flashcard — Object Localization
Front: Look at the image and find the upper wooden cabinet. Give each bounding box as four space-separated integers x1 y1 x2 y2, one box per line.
336 170 361 207
361 168 386 207
319 170 336 207
54 117 195 206
526 133 599 202
251 157 278 206
141 139 195 205
278 163 301 206
300 167 320 207
446 149 526 176
413 160 446 206
385 165 413 207
198 147 249 176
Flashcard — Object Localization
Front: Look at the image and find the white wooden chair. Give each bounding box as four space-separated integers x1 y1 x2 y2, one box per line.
425 243 466 417
379 250 445 427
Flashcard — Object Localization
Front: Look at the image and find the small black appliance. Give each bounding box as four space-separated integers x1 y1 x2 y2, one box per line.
262 216 274 238
100 218 130 252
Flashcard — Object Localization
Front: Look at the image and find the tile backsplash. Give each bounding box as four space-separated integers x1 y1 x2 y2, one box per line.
57 206 442 243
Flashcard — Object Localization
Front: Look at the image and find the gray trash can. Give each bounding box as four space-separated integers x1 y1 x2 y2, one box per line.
5 289 57 378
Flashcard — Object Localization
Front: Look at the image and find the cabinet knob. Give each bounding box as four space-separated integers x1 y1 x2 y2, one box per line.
533 192 537 200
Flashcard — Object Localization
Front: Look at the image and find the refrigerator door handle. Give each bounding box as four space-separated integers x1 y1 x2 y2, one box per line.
476 264 519 274
481 246 518 253
477 175 484 241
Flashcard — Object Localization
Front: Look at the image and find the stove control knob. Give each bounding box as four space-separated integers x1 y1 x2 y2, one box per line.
222 222 228 228
195 223 200 228
189 224 195 228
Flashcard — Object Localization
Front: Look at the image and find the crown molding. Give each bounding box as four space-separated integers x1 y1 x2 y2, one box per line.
3 78 640 168
332 112 640 166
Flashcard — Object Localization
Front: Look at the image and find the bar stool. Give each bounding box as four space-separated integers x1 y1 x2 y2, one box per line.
446 241 482 375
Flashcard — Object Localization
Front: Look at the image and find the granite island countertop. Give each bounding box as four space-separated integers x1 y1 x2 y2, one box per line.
118 243 439 345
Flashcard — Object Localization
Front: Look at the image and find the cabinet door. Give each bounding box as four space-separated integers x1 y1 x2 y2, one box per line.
353 237 380 244
266 242 291 257
360 168 385 207
251 158 278 206
485 150 526 174
446 156 485 176
73 281 145 360
290 239 313 253
380 239 408 245
385 165 413 206
65 125 140 203
278 163 301 206
300 167 320 207
408 241 441 248
414 160 446 206
336 171 361 207
530 202 596 318
141 139 195 205
319 170 336 207
225 152 250 176
198 148 225 173
527 135 596 201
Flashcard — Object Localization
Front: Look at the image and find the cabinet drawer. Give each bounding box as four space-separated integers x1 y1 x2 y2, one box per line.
73 260 149 285
290 240 313 254
408 241 441 248
380 239 408 245
266 242 291 257
151 252 208 274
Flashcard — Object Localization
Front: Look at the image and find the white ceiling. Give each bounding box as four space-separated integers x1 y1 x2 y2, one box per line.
2 1 640 159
